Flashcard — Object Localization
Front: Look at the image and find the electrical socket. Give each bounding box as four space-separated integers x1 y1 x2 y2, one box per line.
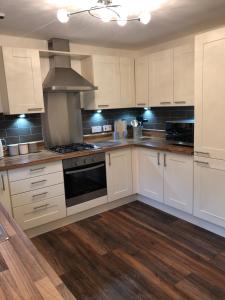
103 125 112 132
91 126 102 134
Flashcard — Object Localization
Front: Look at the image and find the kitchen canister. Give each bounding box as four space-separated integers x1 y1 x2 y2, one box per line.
8 144 19 157
28 141 38 153
19 143 29 155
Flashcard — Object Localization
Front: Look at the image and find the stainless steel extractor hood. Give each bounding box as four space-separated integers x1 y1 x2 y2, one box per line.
43 38 97 92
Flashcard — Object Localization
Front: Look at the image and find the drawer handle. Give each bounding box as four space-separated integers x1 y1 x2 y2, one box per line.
28 108 43 112
137 103 147 106
157 152 160 166
164 153 167 167
32 192 48 198
31 180 47 185
1 174 5 191
160 101 171 105
174 101 186 104
33 203 50 211
98 105 109 108
194 160 209 167
195 151 210 156
30 167 46 172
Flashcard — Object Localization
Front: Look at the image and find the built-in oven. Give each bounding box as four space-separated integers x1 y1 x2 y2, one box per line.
63 153 107 208
165 119 194 147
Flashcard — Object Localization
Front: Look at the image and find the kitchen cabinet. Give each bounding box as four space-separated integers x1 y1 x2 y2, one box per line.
164 153 193 213
174 44 194 105
106 148 133 202
195 28 225 160
137 148 193 212
120 57 135 107
0 47 44 114
82 55 121 109
135 55 149 107
149 49 174 107
194 157 225 228
0 171 12 216
138 148 164 202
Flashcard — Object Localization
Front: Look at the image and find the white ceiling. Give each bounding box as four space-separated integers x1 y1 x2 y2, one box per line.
1 0 225 49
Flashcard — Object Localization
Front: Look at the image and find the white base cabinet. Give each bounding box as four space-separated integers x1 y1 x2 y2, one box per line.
137 148 194 213
164 153 193 213
194 157 225 228
138 148 164 202
106 149 133 202
0 171 12 216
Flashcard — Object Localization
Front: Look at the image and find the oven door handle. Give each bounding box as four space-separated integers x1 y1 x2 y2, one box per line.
65 163 105 175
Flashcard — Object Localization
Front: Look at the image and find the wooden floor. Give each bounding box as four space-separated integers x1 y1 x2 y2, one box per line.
32 201 225 300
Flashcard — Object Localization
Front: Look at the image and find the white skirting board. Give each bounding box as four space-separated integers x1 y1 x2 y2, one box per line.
26 195 136 238
138 195 225 238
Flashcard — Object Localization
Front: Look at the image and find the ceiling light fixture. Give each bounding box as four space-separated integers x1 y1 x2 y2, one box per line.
56 0 167 26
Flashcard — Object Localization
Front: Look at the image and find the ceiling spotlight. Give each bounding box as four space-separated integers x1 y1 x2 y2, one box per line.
57 8 69 24
139 12 151 25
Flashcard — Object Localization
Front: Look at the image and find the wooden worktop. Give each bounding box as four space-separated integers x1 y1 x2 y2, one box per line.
0 203 75 299
0 139 194 172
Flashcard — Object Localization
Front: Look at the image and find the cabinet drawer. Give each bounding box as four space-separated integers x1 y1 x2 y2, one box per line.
11 183 65 208
8 161 63 182
10 172 64 195
13 195 66 230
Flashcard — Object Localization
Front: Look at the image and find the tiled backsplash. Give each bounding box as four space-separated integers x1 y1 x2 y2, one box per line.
0 106 194 145
0 114 43 145
82 106 194 135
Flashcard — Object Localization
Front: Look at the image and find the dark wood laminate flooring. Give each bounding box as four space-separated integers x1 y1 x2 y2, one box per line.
32 201 225 300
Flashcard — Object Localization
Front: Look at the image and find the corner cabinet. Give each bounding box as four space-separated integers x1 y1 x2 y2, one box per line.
106 148 133 202
0 47 44 114
195 28 225 160
81 55 135 109
137 148 194 213
0 172 12 216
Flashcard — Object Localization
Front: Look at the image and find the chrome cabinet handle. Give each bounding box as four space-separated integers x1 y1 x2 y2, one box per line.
160 101 171 105
28 108 43 112
1 174 5 191
30 167 46 172
108 153 111 166
32 192 48 198
195 151 210 157
31 179 47 185
137 103 147 106
33 203 49 211
98 105 109 108
157 152 160 166
174 101 186 104
164 153 167 167
194 161 209 167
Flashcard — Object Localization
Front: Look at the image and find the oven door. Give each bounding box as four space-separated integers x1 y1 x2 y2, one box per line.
63 162 107 207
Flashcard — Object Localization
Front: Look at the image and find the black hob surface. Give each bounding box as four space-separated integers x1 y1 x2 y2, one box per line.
49 143 98 154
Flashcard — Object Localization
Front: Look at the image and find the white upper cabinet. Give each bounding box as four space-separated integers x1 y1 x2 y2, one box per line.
195 28 225 160
106 148 133 202
174 44 194 106
149 49 174 107
135 55 149 107
164 153 193 214
0 47 44 114
194 157 225 228
138 148 164 203
120 57 135 108
82 55 135 110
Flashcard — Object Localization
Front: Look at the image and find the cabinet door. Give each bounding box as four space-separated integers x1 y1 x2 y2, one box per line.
174 44 194 106
120 57 135 107
0 172 12 216
194 158 225 228
106 149 133 202
138 149 164 203
149 49 173 107
92 55 121 109
135 56 149 107
164 153 193 213
0 47 44 114
195 31 225 160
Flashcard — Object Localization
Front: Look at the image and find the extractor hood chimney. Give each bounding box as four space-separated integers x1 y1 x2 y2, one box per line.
43 38 97 92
